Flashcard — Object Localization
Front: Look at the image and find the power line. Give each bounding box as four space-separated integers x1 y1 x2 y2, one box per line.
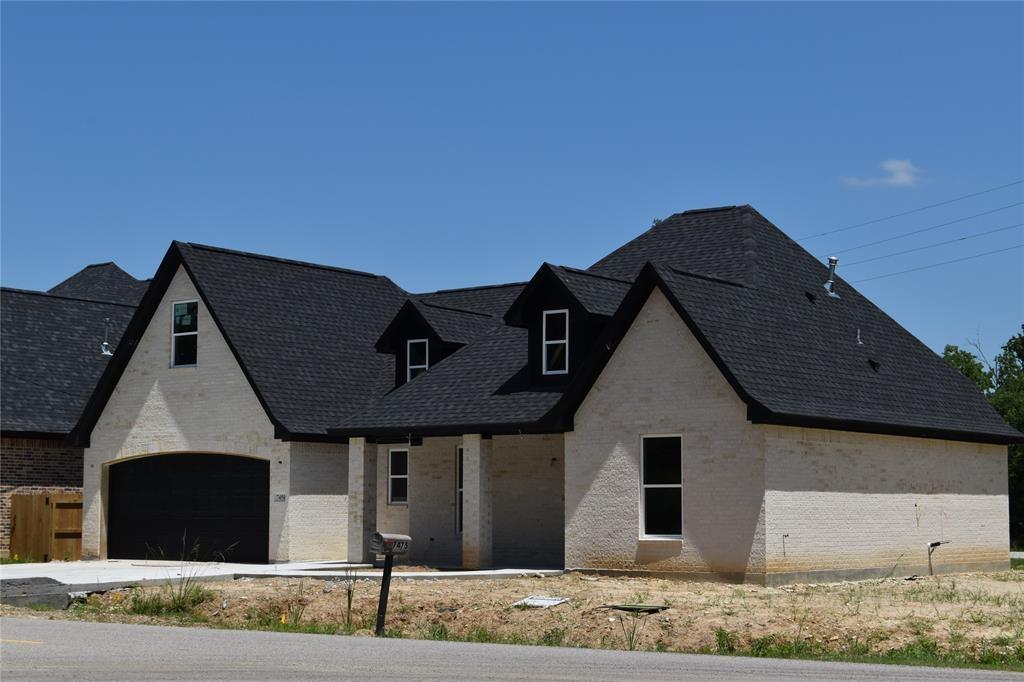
850 244 1022 283
797 178 1024 241
843 223 1023 267
828 202 1023 256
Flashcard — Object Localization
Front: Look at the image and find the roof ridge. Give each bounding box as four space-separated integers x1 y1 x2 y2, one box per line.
554 264 632 284
672 205 740 217
181 242 390 282
1 287 139 308
414 299 496 319
423 281 527 296
663 265 747 289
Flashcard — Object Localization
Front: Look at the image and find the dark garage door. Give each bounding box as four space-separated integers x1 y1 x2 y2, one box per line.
108 454 270 563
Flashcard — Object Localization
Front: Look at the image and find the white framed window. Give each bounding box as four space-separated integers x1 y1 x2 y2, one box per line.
640 435 682 538
388 448 408 505
407 339 429 382
455 446 464 534
171 300 198 367
542 309 569 375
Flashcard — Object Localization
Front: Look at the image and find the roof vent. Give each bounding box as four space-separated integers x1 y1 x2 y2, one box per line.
823 256 840 298
100 317 114 357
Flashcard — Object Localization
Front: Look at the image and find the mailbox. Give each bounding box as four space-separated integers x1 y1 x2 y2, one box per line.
370 532 411 556
371 531 411 636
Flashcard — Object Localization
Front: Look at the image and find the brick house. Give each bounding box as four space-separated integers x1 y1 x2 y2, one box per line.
72 207 1022 583
1 264 145 556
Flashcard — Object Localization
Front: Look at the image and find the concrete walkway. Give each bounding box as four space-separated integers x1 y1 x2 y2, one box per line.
0 559 561 586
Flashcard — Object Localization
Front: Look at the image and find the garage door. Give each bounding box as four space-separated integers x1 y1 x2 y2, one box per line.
107 454 270 563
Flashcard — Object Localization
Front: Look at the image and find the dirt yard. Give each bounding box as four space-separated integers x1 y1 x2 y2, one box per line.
6 570 1024 667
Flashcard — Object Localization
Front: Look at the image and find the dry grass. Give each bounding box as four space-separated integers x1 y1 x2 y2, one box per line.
6 570 1024 668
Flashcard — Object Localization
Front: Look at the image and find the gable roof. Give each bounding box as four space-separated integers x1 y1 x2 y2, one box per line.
504 263 632 325
74 207 1023 446
48 262 149 305
73 242 410 443
1 288 135 437
578 207 1021 444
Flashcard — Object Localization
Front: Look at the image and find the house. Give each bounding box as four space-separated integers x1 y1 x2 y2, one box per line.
1 263 146 557
71 207 1022 583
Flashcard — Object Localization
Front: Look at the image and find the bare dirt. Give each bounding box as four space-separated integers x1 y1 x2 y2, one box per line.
6 570 1024 658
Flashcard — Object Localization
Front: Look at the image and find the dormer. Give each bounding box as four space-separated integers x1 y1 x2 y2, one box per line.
376 299 498 388
504 264 631 386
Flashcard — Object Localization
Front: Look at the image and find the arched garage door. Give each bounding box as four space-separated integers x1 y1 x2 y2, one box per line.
107 454 270 563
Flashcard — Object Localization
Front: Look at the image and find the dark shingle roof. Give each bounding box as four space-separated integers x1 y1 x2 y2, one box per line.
1 288 135 435
548 265 631 317
332 324 561 435
175 243 409 435
587 206 1020 443
419 283 525 317
48 262 148 305
410 300 501 345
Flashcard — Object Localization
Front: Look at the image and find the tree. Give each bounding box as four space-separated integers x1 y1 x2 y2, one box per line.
944 326 1024 547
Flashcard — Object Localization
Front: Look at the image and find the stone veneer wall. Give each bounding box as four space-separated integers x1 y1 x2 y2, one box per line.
0 437 83 556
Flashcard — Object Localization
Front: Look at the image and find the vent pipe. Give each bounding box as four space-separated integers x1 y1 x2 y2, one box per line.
823 256 840 298
100 317 114 356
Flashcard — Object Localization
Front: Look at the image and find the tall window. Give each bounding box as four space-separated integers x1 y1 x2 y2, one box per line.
388 449 408 505
407 339 429 381
542 309 569 375
171 301 198 367
641 435 682 538
455 446 464 534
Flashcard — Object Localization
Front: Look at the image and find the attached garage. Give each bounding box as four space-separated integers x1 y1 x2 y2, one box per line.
107 453 269 563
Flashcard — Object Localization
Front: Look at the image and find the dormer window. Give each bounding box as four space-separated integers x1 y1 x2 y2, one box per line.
407 339 429 381
542 309 569 375
171 300 198 367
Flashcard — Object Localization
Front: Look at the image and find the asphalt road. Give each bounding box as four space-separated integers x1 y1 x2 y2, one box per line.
1 617 1019 681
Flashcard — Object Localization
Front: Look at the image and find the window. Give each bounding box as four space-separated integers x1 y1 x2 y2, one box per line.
542 309 569 375
388 449 408 504
171 301 198 367
455 446 464 534
407 339 429 382
640 435 682 538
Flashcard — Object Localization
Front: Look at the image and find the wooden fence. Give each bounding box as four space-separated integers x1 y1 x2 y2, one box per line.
9 492 82 562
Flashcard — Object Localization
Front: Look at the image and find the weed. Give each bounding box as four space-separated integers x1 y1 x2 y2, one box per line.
715 627 738 654
538 627 566 647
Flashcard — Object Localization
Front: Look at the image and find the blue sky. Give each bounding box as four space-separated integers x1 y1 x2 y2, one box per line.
2 2 1021 361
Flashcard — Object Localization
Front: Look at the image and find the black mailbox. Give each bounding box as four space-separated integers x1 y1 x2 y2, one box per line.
370 532 411 556
371 531 411 636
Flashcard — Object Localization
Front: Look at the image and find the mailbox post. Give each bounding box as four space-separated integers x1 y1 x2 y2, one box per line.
370 532 411 636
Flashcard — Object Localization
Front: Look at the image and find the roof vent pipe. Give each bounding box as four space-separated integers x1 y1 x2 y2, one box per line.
823 256 840 298
100 317 114 356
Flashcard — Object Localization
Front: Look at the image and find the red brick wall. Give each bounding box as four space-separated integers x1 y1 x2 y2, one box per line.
0 437 83 554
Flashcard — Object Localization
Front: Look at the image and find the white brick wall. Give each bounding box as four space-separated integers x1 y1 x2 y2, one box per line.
362 434 564 568
763 426 1008 581
492 434 564 568
566 289 767 579
83 266 348 562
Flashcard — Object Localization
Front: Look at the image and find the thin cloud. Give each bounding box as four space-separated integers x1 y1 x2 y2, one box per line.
844 159 922 187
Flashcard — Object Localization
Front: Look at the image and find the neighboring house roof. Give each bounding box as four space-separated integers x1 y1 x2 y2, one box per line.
1 288 135 437
48 262 149 305
74 208 1024 446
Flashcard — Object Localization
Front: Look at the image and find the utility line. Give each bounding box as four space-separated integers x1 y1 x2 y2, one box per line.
842 223 1023 267
828 202 1023 256
851 244 1022 283
797 178 1023 240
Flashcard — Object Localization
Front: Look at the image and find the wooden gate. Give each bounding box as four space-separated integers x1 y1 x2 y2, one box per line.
9 493 82 562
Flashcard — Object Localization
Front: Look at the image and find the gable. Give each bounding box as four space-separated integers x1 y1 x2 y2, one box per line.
87 266 278 457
